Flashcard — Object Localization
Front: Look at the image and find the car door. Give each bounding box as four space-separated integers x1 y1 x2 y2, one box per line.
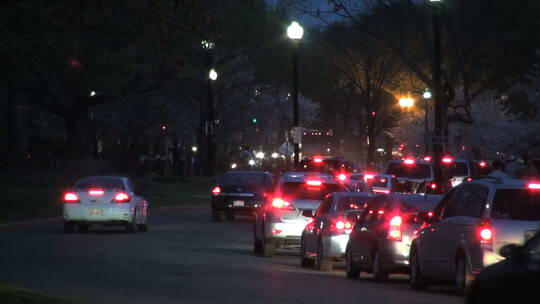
305 195 332 253
354 196 387 265
417 188 461 277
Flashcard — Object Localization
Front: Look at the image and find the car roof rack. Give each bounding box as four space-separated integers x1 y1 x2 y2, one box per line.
467 175 503 184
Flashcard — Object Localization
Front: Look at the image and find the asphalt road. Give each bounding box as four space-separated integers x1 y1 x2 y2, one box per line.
0 207 462 304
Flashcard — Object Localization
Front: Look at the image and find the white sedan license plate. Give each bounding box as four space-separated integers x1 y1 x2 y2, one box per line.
89 208 103 216
233 200 244 207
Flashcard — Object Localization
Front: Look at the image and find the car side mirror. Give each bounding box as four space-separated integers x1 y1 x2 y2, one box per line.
301 209 314 218
415 211 436 223
346 212 361 222
499 244 522 259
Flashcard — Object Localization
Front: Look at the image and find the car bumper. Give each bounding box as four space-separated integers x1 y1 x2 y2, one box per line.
264 221 305 243
211 197 264 211
63 204 134 223
324 234 350 259
379 239 412 270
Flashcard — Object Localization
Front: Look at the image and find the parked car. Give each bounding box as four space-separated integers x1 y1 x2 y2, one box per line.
63 176 149 233
409 178 540 295
300 192 374 271
253 172 342 257
210 171 274 221
345 193 442 281
466 230 540 304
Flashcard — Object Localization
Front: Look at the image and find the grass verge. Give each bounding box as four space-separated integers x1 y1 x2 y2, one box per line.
0 282 84 304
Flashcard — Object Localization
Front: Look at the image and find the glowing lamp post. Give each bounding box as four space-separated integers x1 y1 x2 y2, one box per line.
287 21 304 169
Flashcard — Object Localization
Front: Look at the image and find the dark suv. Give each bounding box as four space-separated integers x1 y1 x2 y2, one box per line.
210 171 274 221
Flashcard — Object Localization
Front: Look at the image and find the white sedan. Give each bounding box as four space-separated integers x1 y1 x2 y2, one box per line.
63 176 149 233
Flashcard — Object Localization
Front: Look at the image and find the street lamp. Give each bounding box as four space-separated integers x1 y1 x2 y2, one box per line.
89 91 96 97
191 146 198 152
209 69 218 81
202 39 216 177
398 97 415 108
287 21 303 169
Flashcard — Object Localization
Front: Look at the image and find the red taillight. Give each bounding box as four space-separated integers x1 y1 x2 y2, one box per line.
313 158 323 163
212 186 221 195
337 173 347 182
527 183 540 190
388 215 402 241
442 156 453 164
272 229 282 235
64 192 79 203
377 209 385 215
306 180 322 186
479 161 487 168
403 158 415 165
423 156 432 161
334 220 353 233
88 189 104 196
380 178 387 183
428 182 437 190
271 198 291 209
113 192 130 203
480 228 492 241
373 189 390 194
427 211 434 217
364 174 374 181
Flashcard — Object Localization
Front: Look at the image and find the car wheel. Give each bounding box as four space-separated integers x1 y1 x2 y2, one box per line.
253 221 262 254
225 211 235 221
300 235 315 267
316 239 333 271
63 221 76 234
346 246 360 279
410 248 428 290
371 249 388 282
261 225 275 258
125 211 137 233
455 255 472 296
211 207 221 222
138 211 149 232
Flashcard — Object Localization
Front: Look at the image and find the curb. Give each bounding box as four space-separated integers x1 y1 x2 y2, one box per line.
0 204 209 232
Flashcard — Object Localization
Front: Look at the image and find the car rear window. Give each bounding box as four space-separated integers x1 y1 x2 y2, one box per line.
442 162 469 177
299 159 353 174
369 177 389 188
386 163 432 179
280 182 341 200
337 196 372 211
491 189 540 221
220 173 267 186
75 178 125 190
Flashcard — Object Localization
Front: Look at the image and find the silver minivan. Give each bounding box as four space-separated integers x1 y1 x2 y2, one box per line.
410 178 540 295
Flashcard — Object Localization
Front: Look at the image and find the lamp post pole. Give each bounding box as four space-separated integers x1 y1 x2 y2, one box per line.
292 44 300 168
430 0 445 190
202 40 216 177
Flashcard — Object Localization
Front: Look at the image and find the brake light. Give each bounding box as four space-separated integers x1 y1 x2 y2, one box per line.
480 228 492 241
272 229 282 235
527 183 540 190
427 211 434 217
64 192 79 203
479 161 487 168
271 198 291 209
423 156 432 161
388 215 402 241
334 220 353 233
113 192 130 203
313 158 323 163
88 189 104 196
212 186 221 195
377 210 385 215
380 178 387 183
373 189 390 194
442 156 453 164
306 180 322 186
403 158 415 165
337 173 347 181
364 174 374 181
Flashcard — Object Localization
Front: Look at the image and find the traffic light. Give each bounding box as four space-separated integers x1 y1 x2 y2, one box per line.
252 118 257 124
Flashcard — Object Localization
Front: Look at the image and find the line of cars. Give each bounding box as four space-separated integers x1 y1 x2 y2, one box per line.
211 155 539 300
